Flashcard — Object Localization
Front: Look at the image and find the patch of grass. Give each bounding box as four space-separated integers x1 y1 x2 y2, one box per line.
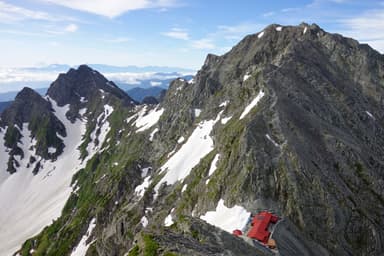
142 234 159 256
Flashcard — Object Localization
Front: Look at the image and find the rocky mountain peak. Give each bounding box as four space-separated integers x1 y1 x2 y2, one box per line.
47 64 135 107
46 64 136 122
0 87 52 128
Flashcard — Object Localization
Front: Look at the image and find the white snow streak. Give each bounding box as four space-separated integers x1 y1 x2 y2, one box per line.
366 111 375 120
258 31 265 38
266 134 280 147
276 26 283 31
220 101 229 107
303 27 308 34
208 154 220 176
0 99 88 256
70 218 96 256
149 128 159 141
239 90 265 119
200 199 250 233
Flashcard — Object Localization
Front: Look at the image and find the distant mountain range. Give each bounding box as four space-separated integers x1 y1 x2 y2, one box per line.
0 64 195 98
0 64 194 101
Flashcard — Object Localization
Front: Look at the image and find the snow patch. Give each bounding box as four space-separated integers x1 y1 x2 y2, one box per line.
221 116 232 125
164 211 174 227
194 108 201 117
134 106 164 132
141 167 151 178
70 218 97 256
258 31 265 38
0 99 88 256
303 27 308 34
188 78 195 84
182 184 188 192
276 26 283 31
200 199 250 233
48 147 57 154
134 176 151 199
177 136 185 144
140 216 149 227
243 73 251 82
208 154 220 176
239 90 265 119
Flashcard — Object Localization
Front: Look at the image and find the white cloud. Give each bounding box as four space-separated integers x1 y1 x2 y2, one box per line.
340 9 384 53
150 81 162 86
192 39 216 50
162 28 189 40
65 23 78 32
43 0 178 18
0 1 55 23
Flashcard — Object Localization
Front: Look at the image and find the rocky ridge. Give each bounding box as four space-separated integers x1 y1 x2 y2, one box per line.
0 23 382 256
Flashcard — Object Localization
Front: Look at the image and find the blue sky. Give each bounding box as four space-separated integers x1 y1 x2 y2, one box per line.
0 0 383 69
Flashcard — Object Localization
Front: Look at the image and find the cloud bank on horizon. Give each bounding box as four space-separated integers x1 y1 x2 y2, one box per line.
0 0 383 71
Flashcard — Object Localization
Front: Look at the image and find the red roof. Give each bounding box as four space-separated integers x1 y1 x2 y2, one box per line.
247 211 278 243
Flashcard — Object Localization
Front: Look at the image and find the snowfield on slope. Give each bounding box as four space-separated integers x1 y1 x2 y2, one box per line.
134 106 164 132
0 99 89 255
200 199 250 233
154 112 222 196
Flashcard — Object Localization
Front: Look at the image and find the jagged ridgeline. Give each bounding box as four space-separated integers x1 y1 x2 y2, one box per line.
0 23 383 256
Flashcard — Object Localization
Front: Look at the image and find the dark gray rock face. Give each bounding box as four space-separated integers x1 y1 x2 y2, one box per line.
152 23 384 255
0 87 66 173
47 65 136 121
48 65 129 105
